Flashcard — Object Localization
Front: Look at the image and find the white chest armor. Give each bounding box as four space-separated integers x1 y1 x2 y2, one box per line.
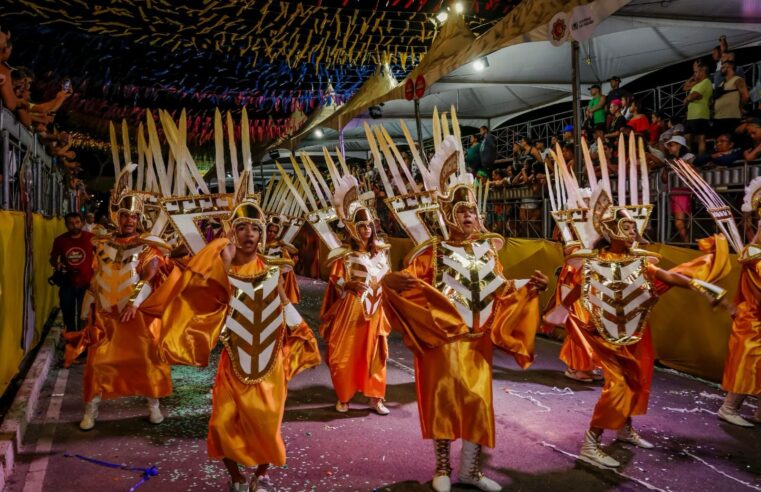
434 239 506 332
221 265 284 384
94 240 146 313
345 250 390 318
581 256 657 346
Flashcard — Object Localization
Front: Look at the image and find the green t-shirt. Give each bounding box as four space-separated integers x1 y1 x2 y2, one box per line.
687 78 712 121
588 95 606 125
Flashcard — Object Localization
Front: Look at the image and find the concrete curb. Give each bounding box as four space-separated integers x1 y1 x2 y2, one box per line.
0 327 61 491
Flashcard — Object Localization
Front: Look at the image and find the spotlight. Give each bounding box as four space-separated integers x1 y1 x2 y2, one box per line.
436 11 448 23
454 2 464 13
473 57 489 72
368 105 383 119
315 129 324 138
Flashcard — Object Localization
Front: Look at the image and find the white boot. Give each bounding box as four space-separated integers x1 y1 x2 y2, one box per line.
457 440 502 491
431 440 451 492
579 430 620 468
253 474 276 492
227 481 248 492
369 398 390 416
79 396 100 431
146 398 164 424
615 423 654 449
719 393 753 427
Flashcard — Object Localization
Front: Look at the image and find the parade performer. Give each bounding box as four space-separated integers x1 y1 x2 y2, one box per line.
545 135 731 468
667 161 761 427
365 108 547 492
275 149 392 415
77 164 173 430
542 186 601 383
260 177 306 304
157 172 321 492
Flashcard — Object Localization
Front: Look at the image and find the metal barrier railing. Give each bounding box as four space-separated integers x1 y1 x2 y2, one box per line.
1 106 70 216
485 161 760 246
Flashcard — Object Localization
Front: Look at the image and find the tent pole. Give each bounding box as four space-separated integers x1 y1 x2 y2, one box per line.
414 99 426 164
571 40 583 180
339 127 346 159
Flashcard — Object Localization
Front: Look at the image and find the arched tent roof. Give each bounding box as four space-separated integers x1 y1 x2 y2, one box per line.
283 0 761 157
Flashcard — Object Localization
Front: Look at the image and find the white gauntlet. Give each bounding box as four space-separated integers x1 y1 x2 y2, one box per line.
130 280 153 308
283 303 303 328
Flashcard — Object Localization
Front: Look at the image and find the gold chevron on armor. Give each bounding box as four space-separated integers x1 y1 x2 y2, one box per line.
582 257 657 346
346 251 389 318
221 266 284 384
434 239 506 332
94 240 145 312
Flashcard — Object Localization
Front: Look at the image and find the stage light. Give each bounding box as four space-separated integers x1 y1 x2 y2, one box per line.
454 2 464 13
436 11 448 23
473 57 489 72
315 129 324 138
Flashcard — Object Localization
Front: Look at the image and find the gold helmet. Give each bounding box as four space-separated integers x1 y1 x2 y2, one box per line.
109 164 146 228
438 183 482 235
223 171 267 249
742 176 761 218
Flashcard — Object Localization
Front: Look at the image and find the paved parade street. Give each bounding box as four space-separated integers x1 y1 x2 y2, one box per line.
4 277 760 492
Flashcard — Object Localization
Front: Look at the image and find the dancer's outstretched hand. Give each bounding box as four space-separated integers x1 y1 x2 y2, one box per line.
527 270 549 293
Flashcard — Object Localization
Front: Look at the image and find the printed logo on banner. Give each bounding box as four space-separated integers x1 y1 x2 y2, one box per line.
570 4 598 42
548 12 569 47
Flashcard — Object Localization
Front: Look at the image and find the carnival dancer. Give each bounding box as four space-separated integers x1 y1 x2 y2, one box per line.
275 149 393 415
157 173 321 492
667 162 761 427
366 108 548 492
264 217 301 304
77 164 173 430
542 186 601 383
545 135 731 468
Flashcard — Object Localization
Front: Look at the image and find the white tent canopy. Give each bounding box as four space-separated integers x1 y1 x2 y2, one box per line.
261 0 761 174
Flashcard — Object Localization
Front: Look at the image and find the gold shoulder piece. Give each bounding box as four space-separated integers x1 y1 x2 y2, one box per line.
567 248 597 260
326 247 353 266
477 232 505 251
264 255 295 268
139 233 172 252
279 241 298 255
630 248 661 263
740 244 761 264
403 237 438 266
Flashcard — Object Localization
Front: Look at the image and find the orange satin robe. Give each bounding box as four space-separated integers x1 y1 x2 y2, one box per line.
157 238 320 467
570 238 729 430
319 253 390 403
266 240 301 304
82 236 172 403
382 245 540 448
722 247 761 395
544 262 599 372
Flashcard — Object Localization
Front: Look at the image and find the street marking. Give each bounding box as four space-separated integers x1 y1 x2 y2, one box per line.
22 368 70 492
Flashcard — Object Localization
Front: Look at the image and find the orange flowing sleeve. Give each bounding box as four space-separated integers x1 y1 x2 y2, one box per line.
158 239 232 366
318 257 348 339
489 259 541 368
381 247 471 355
652 234 731 295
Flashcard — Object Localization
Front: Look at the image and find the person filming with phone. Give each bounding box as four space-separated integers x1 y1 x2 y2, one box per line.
50 212 95 332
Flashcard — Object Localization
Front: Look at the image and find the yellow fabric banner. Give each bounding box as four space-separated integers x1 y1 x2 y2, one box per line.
322 236 737 382
0 211 27 394
32 214 66 343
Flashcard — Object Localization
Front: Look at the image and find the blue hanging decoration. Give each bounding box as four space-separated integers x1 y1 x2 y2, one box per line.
64 452 158 492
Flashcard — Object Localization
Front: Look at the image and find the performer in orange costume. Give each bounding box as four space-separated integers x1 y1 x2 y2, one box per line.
545 136 731 468
157 177 320 492
374 122 548 492
264 216 301 304
78 165 173 430
320 204 391 415
719 177 761 426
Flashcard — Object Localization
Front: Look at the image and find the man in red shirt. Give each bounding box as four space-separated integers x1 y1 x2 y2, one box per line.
50 212 95 332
